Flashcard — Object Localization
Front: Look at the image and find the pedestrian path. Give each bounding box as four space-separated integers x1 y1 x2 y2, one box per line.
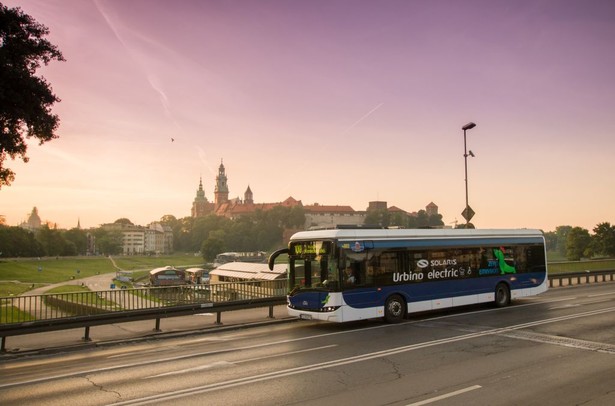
1 304 293 356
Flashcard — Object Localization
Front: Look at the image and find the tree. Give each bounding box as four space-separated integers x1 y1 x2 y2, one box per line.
0 225 43 256
63 227 88 255
364 208 389 227
591 222 615 257
427 213 444 228
565 227 591 261
0 3 65 187
92 228 123 255
544 231 557 252
555 226 572 257
113 218 134 226
201 230 226 262
36 224 67 256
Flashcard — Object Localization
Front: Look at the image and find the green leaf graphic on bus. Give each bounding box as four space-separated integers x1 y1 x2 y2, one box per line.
494 248 516 274
321 294 330 305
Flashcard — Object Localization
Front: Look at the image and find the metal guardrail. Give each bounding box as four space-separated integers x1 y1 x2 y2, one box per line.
548 269 615 288
0 280 287 351
1 271 613 352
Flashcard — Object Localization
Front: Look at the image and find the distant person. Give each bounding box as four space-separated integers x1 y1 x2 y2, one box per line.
345 267 356 285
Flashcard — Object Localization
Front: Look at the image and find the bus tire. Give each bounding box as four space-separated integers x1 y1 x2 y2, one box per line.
384 294 406 323
494 283 511 307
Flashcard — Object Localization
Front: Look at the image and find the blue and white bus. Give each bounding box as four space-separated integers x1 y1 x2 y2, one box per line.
268 228 547 323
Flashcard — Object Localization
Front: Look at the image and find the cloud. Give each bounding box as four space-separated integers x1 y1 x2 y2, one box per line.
342 102 384 135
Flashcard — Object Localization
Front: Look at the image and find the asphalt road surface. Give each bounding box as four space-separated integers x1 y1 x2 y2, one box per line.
1 283 614 406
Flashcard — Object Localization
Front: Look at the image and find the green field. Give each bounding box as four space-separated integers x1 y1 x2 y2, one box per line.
547 259 615 274
0 253 205 297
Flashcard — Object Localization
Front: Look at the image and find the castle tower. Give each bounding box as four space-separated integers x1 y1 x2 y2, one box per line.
426 202 438 216
244 185 253 205
214 159 229 207
191 177 210 217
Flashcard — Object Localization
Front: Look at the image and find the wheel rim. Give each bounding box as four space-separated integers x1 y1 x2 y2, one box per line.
388 300 402 317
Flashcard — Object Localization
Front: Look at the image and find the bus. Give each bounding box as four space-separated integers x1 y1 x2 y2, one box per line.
268 228 547 323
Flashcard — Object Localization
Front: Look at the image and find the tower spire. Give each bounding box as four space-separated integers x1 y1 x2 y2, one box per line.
214 158 229 207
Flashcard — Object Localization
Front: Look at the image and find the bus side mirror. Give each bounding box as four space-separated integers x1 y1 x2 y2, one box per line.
268 248 289 270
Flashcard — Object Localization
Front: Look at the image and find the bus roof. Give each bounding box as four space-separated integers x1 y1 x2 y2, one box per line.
289 228 544 242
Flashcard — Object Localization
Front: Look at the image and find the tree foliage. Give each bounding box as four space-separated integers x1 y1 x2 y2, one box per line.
554 226 572 256
0 225 43 256
92 228 122 255
591 222 615 257
0 3 65 187
565 227 592 261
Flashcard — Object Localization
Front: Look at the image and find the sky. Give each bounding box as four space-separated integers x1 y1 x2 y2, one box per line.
2 0 615 233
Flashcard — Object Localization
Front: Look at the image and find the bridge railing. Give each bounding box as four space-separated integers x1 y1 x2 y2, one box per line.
547 269 615 288
0 279 287 325
1 270 613 352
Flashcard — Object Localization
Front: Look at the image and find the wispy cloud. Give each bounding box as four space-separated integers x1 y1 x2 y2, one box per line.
342 102 384 135
93 0 182 133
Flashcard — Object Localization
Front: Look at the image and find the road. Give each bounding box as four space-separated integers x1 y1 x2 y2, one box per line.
1 283 614 405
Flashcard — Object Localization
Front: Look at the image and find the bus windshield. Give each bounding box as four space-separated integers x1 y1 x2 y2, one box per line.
288 240 339 292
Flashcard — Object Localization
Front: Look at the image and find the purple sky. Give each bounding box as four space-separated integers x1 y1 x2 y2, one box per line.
2 0 615 232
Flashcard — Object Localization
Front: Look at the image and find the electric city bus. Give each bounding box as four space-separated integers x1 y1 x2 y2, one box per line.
268 228 547 323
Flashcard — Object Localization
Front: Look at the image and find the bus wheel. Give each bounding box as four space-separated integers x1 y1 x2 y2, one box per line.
495 283 511 307
385 294 406 323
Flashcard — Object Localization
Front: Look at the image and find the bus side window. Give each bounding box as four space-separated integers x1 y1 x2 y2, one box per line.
342 251 373 287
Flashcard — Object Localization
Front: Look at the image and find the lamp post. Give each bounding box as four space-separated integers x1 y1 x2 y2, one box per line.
462 122 476 226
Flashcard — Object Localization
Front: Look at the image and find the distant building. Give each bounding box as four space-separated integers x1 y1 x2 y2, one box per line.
303 203 365 229
101 221 173 255
191 177 213 217
210 261 287 283
19 207 42 231
191 159 303 220
190 160 441 232
368 201 388 211
426 202 439 216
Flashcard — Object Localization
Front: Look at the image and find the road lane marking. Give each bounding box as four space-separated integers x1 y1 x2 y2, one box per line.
106 306 615 405
2 301 611 391
143 345 338 379
588 291 615 298
406 385 482 406
146 361 235 378
499 330 615 355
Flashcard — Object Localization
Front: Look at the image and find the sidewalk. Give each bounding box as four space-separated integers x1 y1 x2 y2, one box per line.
1 304 294 357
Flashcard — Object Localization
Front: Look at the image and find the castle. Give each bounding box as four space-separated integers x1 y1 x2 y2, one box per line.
191 160 439 230
191 160 303 219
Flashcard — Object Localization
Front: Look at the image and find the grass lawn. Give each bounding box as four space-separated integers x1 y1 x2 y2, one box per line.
0 253 205 296
547 259 615 274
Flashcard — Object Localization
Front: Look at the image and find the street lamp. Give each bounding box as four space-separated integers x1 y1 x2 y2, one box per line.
462 122 476 226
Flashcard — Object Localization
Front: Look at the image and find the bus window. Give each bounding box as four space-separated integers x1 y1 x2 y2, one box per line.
290 261 306 289
526 245 546 273
291 257 340 290
342 250 370 287
368 250 405 285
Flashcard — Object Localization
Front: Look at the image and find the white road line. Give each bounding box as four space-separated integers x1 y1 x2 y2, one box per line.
107 307 615 405
407 385 482 406
0 300 609 390
143 345 338 379
588 291 615 298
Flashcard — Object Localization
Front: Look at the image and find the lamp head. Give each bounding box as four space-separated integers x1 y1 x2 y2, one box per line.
462 122 476 131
